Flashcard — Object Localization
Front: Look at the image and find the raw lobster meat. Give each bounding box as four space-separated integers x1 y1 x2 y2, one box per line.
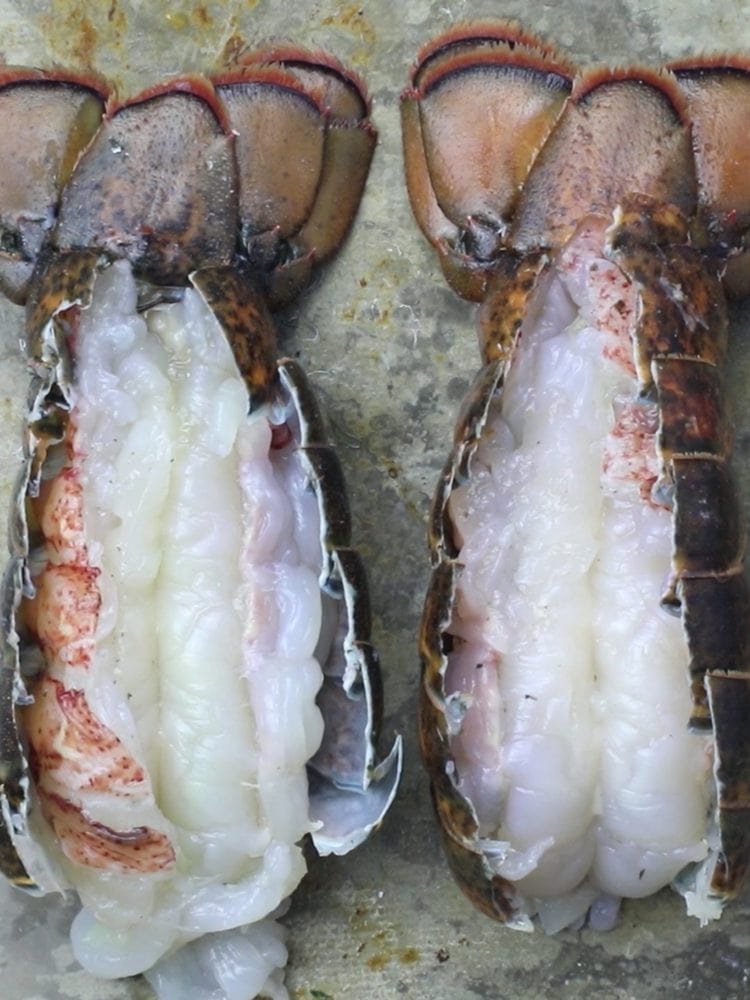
0 51 401 997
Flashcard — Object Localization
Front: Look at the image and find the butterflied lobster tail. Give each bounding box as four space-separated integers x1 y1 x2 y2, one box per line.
403 23 750 932
0 51 400 999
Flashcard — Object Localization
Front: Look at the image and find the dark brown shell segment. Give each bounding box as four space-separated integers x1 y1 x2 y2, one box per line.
190 263 277 408
334 547 373 642
276 357 328 447
24 250 101 366
706 672 750 896
0 563 32 814
428 453 462 563
477 250 547 364
606 197 727 391
654 358 729 461
54 87 238 284
419 562 455 739
434 810 518 923
303 448 352 555
418 564 462 827
681 573 750 730
671 458 743 576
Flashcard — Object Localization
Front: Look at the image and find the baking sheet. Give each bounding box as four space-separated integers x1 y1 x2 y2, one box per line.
1 1 750 997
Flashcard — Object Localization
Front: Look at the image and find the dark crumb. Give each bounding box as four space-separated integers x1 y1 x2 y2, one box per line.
436 947 450 963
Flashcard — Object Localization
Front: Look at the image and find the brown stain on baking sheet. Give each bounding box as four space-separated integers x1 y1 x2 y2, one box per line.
30 0 255 93
348 901 422 971
40 2 103 68
321 4 375 66
366 946 421 970
32 0 131 82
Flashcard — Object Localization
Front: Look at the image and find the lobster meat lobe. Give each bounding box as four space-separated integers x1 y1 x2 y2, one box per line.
0 49 400 1000
404 24 750 932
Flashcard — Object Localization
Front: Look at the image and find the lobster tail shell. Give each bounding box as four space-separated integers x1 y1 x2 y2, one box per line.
511 69 696 252
54 82 237 284
215 52 376 306
401 24 572 300
0 72 108 304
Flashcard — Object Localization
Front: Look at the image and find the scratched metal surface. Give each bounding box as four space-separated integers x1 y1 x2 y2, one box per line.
1 1 750 998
